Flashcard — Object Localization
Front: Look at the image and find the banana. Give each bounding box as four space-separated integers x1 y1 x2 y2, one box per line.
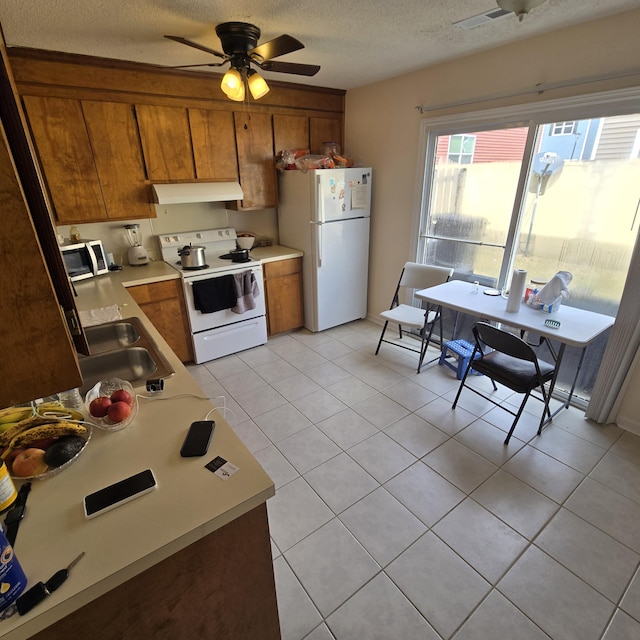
0 415 59 448
0 407 34 425
7 421 88 452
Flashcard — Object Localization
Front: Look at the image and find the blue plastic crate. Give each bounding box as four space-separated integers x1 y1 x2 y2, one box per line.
439 339 482 380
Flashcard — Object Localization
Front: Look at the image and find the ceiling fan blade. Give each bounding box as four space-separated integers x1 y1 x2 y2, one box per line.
164 35 227 59
168 62 227 69
251 34 304 61
257 60 321 77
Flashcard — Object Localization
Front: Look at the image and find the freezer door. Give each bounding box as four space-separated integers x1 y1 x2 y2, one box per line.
316 168 372 222
306 216 370 332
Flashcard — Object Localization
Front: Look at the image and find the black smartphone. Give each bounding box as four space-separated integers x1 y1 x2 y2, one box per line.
180 420 215 457
83 469 157 519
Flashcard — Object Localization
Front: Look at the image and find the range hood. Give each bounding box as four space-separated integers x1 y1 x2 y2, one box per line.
151 182 243 205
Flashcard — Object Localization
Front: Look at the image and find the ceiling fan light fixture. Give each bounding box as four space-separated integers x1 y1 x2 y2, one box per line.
496 0 548 22
221 67 245 100
247 69 270 100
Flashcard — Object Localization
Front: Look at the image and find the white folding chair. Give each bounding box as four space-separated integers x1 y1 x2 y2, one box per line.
375 262 453 372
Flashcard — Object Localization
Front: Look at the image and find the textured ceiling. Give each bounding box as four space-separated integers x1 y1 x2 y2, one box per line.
0 0 638 90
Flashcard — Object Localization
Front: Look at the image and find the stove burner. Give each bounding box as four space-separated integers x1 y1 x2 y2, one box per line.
178 261 210 271
220 253 252 263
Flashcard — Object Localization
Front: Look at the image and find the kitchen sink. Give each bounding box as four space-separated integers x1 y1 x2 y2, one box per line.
84 320 141 353
79 317 174 394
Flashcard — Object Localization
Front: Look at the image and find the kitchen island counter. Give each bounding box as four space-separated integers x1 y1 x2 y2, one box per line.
1 273 278 639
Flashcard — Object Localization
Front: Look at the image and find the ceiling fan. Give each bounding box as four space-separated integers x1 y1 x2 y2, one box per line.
164 22 321 101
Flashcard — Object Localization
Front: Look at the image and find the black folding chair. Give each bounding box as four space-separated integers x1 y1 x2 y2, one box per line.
452 322 556 444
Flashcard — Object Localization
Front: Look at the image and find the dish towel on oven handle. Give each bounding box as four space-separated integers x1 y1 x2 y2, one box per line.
232 270 260 314
192 275 237 313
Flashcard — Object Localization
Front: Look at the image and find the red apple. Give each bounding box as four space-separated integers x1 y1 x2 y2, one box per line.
12 448 48 477
107 401 131 424
89 396 112 418
28 437 57 451
3 447 25 466
110 389 133 406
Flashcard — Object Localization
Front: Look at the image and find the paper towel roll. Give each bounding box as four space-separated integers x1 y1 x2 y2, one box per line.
506 269 527 313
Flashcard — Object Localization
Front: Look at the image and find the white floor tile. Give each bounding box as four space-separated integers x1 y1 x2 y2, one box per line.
498 546 615 640
433 498 528 583
423 438 498 494
384 413 449 458
304 452 378 514
351 392 410 429
315 408 378 450
267 477 334 552
339 487 427 567
274 556 323 640
387 531 491 639
471 469 559 540
535 508 640 602
453 590 549 640
347 431 416 483
285 518 380 617
384 460 466 526
327 573 439 640
502 445 585 504
277 426 342 474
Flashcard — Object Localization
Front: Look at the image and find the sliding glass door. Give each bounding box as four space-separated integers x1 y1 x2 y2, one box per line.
418 112 640 404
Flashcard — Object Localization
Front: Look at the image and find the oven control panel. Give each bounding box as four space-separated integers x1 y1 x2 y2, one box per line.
158 228 237 249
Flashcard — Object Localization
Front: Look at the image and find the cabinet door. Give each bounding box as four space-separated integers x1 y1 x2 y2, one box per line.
136 104 195 181
22 95 106 223
82 100 154 220
0 124 82 406
127 280 193 363
310 117 343 155
264 259 303 336
273 114 309 155
189 108 238 181
233 112 277 210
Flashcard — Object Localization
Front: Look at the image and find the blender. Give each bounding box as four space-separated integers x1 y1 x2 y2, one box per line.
124 224 149 266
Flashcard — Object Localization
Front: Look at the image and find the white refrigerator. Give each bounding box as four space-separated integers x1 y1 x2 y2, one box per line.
278 168 372 332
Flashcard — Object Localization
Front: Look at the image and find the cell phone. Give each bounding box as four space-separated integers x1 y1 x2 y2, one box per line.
83 469 157 519
180 420 215 458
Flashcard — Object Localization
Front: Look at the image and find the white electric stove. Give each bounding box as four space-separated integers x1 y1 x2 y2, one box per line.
158 228 267 363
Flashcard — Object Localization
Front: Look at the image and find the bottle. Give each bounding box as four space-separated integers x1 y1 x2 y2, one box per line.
0 460 17 513
57 388 85 414
0 524 27 611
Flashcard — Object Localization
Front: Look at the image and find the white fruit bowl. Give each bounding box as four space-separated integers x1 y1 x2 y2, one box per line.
85 378 138 432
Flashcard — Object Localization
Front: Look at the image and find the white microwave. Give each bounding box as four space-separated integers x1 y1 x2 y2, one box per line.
60 239 109 282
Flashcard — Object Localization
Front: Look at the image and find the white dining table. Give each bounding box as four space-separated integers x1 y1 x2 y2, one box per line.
415 279 615 421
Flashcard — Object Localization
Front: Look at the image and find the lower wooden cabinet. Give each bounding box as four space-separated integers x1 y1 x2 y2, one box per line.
126 279 193 363
30 503 280 640
263 258 303 336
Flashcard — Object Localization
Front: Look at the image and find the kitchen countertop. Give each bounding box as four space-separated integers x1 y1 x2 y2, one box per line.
1 267 276 639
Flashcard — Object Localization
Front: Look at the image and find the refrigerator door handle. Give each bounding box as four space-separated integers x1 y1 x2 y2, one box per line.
316 174 325 224
310 221 322 267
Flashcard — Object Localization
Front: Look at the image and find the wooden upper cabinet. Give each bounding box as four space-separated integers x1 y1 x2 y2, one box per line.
22 95 106 223
81 100 153 220
136 104 195 181
310 117 343 155
0 123 82 406
232 112 277 210
273 114 309 155
188 108 238 181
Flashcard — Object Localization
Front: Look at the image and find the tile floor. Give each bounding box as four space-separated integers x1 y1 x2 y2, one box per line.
187 320 640 640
